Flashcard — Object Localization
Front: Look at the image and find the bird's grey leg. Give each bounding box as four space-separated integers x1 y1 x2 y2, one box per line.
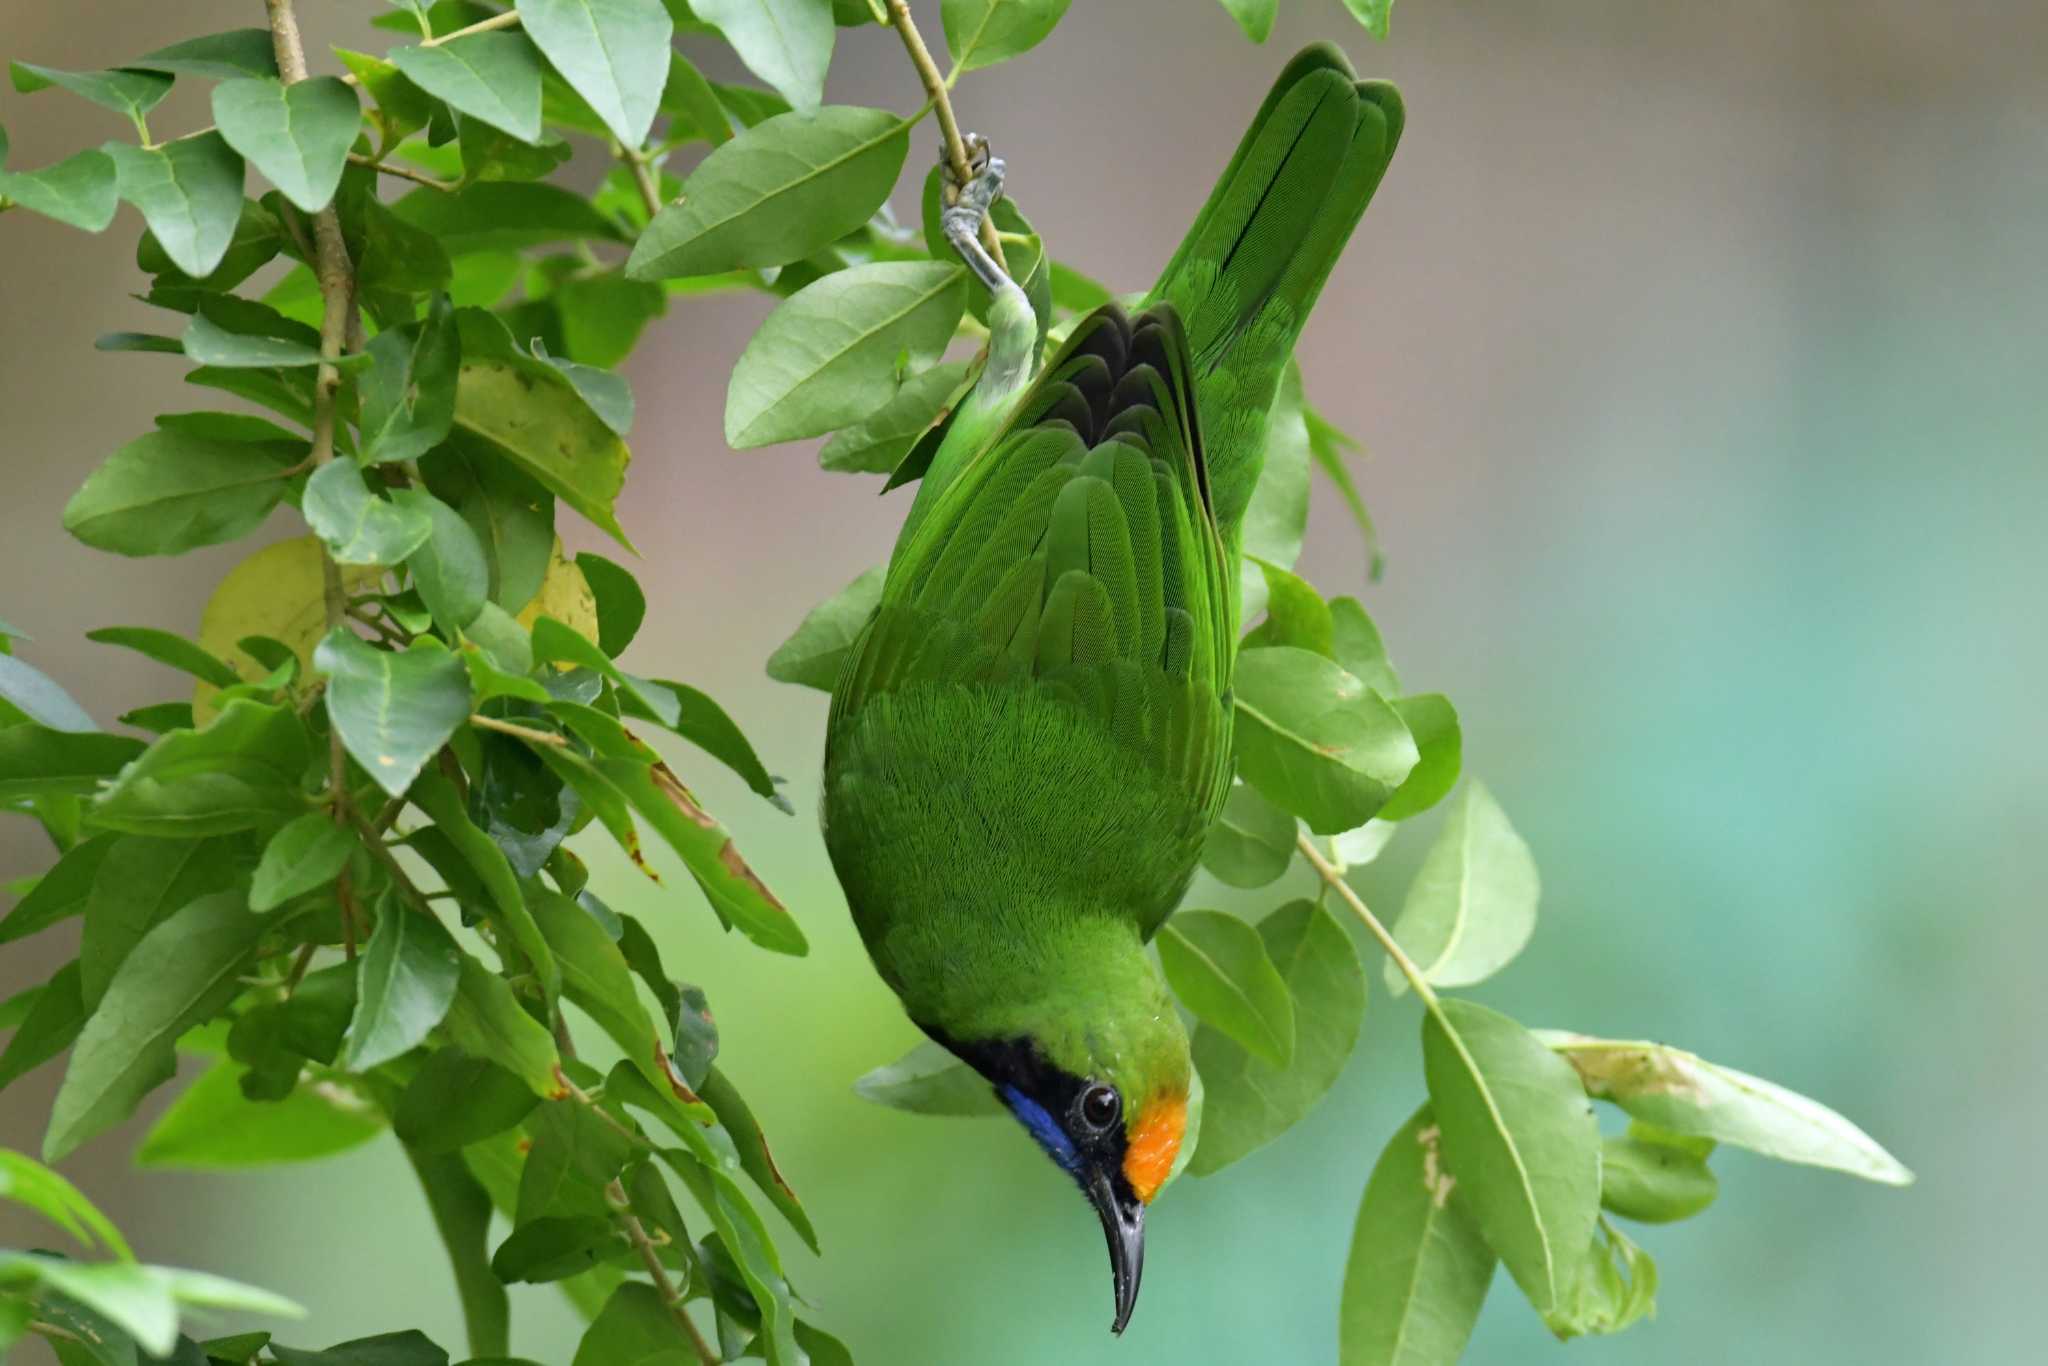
941 138 1036 397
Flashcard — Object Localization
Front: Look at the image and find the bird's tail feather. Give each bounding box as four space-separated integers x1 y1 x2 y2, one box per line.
1149 43 1403 541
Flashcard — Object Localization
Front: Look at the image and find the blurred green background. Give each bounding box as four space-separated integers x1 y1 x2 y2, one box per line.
3 1 2043 1362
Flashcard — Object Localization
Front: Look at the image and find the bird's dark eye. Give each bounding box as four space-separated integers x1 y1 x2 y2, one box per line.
1078 1084 1120 1133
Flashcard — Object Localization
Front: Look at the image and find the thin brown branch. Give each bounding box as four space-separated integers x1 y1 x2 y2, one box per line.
347 152 457 192
885 0 1008 274
605 1177 719 1366
267 0 363 919
470 714 569 747
422 9 522 47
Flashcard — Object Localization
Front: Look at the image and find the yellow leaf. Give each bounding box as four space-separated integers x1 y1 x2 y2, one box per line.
514 538 598 646
195 535 383 721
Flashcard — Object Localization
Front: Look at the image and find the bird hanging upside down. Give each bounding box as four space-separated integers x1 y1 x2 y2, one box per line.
822 42 1404 1335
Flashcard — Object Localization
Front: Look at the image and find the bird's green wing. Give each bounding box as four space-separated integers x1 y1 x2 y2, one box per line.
833 303 1236 926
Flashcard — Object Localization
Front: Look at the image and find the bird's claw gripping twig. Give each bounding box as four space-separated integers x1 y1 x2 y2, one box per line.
939 138 1011 296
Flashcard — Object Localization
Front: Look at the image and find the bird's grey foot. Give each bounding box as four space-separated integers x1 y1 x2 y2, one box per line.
940 137 1011 295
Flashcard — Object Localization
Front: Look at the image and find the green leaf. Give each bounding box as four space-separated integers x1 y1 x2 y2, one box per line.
409 773 560 1000
1243 362 1311 574
573 552 644 656
699 1066 817 1253
1201 783 1296 889
1190 900 1365 1175
518 1097 635 1222
1049 259 1112 313
130 29 280 80
453 316 633 548
1241 557 1333 658
0 834 114 945
531 617 675 725
304 463 435 567
404 1146 510 1357
0 1253 179 1355
572 1281 697 1366
643 681 782 806
390 32 546 144
344 901 463 1070
580 750 804 955
92 700 311 836
1599 1127 1718 1223
1548 1218 1657 1339
80 835 252 1009
10 61 171 120
853 1038 1002 1116
186 364 316 427
181 310 326 368
423 441 555 612
444 954 562 1098
1216 0 1277 42
1329 596 1400 697
392 180 628 254
0 147 119 231
395 1047 540 1153
136 1057 385 1168
1232 645 1419 834
83 626 242 689
692 0 833 114
765 563 882 688
1338 1106 1495 1366
104 134 245 279
45 892 268 1160
0 1148 134 1259
361 293 461 463
490 1213 619 1283
628 105 908 279
726 260 966 447
527 889 680 1107
62 427 296 556
0 961 85 1089
1157 910 1294 1067
516 0 673 147
267 1331 444 1366
211 76 360 212
401 490 490 632
0 726 144 801
1386 781 1538 998
1342 0 1397 42
316 632 472 797
1376 694 1461 821
817 361 972 474
1537 1031 1914 1185
1304 384 1383 579
0 653 95 732
533 341 635 436
338 48 437 153
942 0 1072 72
1421 998 1601 1317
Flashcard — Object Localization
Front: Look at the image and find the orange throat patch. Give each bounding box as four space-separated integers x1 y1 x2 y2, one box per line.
1123 1095 1188 1203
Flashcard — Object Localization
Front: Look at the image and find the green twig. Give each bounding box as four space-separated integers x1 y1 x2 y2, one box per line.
1296 832 1447 1021
606 1177 719 1366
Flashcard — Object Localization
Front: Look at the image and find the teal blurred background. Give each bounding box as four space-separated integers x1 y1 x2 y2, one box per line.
3 1 2043 1361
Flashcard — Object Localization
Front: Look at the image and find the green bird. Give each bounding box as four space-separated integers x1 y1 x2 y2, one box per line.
822 43 1403 1333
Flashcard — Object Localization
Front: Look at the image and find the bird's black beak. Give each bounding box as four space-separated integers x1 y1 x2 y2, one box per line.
1087 1168 1146 1334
